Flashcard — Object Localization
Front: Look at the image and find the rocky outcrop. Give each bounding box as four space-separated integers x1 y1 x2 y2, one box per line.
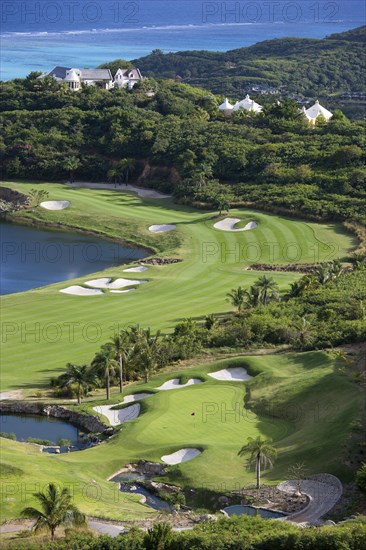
142 257 182 265
134 460 167 476
247 263 352 273
0 187 29 213
0 401 112 434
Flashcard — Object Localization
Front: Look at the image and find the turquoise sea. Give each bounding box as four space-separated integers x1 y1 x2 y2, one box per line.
1 1 365 80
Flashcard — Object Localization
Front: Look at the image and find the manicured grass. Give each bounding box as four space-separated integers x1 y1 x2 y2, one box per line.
0 352 360 521
0 182 356 391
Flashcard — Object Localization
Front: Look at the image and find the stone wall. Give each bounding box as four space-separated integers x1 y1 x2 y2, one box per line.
0 401 112 434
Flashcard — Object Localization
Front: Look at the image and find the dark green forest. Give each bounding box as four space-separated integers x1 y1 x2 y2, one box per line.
127 25 366 117
1 69 365 228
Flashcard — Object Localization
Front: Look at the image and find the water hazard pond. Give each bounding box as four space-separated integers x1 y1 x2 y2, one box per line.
0 221 148 295
0 414 88 450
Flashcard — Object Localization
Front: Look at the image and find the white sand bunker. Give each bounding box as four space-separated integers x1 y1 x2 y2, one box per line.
94 403 140 426
122 393 153 404
208 367 252 381
149 224 176 233
214 218 257 232
85 278 147 289
40 200 70 210
60 285 103 296
156 378 203 391
123 266 148 273
161 448 201 465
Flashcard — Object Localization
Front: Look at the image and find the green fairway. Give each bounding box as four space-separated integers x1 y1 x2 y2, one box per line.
0 353 360 521
0 182 356 391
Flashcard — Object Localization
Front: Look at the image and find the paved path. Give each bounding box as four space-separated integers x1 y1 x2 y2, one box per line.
67 182 171 199
278 474 342 525
88 520 125 537
0 520 124 538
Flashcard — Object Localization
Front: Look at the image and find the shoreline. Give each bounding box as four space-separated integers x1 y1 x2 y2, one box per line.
1 212 156 257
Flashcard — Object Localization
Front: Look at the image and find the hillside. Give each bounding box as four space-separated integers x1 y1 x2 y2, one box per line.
129 26 366 115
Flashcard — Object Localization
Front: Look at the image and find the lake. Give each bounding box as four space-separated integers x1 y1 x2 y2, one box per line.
0 414 84 448
0 221 147 295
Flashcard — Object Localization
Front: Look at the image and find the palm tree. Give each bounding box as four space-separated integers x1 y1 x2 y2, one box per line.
253 275 279 306
287 462 308 496
91 346 117 400
21 483 86 540
130 326 162 383
107 167 119 184
284 280 302 300
238 436 277 489
245 285 261 308
215 193 231 215
144 522 172 550
59 363 95 405
226 286 247 313
329 259 343 281
313 263 332 285
291 316 314 350
117 158 135 183
205 314 218 330
63 156 81 183
109 330 131 393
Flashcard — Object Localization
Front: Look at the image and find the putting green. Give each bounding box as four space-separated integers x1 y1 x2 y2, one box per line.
0 353 360 521
0 182 356 391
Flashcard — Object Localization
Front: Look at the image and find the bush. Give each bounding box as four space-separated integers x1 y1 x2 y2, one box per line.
26 437 54 446
356 463 366 493
0 431 16 440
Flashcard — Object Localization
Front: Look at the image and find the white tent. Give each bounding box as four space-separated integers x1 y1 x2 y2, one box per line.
232 94 263 113
304 100 333 123
219 98 234 116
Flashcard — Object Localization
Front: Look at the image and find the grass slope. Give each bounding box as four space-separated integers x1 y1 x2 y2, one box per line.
0 181 356 391
0 353 361 520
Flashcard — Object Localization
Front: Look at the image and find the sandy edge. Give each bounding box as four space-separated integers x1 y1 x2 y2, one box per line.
208 367 252 381
40 200 70 210
214 218 257 232
156 378 203 390
161 448 202 465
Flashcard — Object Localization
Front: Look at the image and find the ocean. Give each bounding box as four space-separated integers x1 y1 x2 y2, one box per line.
0 1 365 80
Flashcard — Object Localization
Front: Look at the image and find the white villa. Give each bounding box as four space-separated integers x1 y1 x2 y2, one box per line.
114 68 143 89
302 100 333 124
43 66 143 91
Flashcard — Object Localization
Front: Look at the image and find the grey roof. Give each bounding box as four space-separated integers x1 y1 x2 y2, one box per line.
117 68 142 79
48 66 112 81
48 66 70 79
80 69 112 81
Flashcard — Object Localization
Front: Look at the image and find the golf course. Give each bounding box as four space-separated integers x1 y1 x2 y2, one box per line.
1 352 361 521
0 181 356 390
0 181 362 523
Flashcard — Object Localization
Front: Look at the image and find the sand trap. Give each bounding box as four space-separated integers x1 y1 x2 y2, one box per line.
149 224 176 233
123 266 148 273
40 200 70 210
94 403 140 426
156 378 203 390
60 286 103 296
208 367 252 381
214 218 257 232
85 278 147 289
161 448 201 465
122 393 153 404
